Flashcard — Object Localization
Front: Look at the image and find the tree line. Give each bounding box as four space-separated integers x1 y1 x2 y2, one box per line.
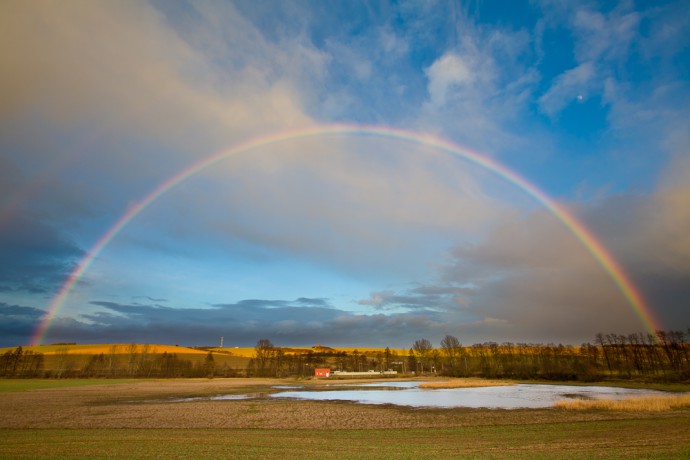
409 329 690 381
0 345 231 379
2 329 688 380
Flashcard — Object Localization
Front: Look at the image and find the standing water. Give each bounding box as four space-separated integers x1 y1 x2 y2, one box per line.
269 382 666 409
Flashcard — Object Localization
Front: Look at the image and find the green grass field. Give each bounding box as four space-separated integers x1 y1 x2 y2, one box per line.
1 418 689 459
0 379 140 393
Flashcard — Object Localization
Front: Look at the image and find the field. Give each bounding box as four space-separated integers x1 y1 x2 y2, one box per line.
1 344 409 358
0 343 252 375
1 378 689 459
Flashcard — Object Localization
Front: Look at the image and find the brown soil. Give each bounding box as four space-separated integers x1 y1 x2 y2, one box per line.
0 378 681 430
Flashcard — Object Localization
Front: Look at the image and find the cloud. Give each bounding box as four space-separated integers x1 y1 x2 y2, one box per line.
0 0 316 155
0 1 517 293
0 0 322 305
425 179 690 342
130 134 517 286
19 298 446 348
536 2 646 119
416 19 539 155
572 7 640 63
357 286 472 312
0 303 45 347
425 53 474 109
133 296 168 304
0 215 83 294
538 62 595 117
9 169 690 348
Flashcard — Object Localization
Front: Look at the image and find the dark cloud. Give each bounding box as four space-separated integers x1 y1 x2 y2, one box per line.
225 298 332 310
357 286 471 312
133 296 168 303
582 184 690 329
0 215 83 294
14 298 448 348
0 303 45 347
412 189 690 344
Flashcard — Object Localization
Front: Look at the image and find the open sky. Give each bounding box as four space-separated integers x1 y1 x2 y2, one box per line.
1 0 689 348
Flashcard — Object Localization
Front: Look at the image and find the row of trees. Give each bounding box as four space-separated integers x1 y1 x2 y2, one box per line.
0 347 44 377
408 329 690 381
3 329 688 380
0 345 231 378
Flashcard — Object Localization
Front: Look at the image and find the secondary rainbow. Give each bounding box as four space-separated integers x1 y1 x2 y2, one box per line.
30 124 660 345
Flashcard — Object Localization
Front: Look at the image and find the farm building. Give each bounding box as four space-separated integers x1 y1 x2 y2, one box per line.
314 368 331 378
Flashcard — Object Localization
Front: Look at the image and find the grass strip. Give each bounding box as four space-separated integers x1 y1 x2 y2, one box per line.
419 378 514 389
0 379 140 393
1 417 689 459
555 393 690 411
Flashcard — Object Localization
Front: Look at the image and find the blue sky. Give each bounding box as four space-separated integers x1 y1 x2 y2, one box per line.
1 0 689 348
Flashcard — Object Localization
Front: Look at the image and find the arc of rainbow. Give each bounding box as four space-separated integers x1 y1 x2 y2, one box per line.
30 124 660 345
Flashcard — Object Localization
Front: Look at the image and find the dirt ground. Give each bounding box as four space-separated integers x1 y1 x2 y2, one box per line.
0 378 682 430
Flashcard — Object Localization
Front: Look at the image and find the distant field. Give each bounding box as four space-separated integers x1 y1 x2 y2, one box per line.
0 343 252 375
1 344 210 355
336 347 409 355
1 344 409 358
207 346 410 357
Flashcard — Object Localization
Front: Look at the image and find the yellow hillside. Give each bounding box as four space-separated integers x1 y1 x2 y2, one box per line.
2 344 209 356
337 347 408 355
1 344 410 358
206 346 410 357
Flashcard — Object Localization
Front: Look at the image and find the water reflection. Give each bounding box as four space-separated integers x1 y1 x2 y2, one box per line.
270 382 665 409
170 394 258 403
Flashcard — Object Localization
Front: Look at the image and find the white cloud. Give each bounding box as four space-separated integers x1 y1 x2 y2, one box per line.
0 1 316 151
573 7 640 63
537 3 641 118
358 291 396 308
413 19 542 157
538 62 596 117
425 53 473 109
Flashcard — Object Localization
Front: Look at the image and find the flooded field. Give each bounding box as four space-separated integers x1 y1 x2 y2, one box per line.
269 381 665 409
2 377 689 459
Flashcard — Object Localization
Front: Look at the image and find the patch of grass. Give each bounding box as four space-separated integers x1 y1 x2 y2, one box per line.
518 378 690 393
0 379 140 393
1 417 690 459
419 378 515 389
555 394 690 412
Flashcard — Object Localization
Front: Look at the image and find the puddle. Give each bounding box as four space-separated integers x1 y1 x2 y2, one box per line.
269 382 666 409
172 394 254 402
142 393 264 403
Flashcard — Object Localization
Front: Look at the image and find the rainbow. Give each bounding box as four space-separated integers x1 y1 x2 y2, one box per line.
30 124 660 345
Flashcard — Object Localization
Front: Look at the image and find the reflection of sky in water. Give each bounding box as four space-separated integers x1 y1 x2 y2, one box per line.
172 394 252 402
270 383 667 409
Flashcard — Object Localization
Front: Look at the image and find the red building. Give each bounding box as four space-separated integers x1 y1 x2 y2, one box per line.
314 368 331 378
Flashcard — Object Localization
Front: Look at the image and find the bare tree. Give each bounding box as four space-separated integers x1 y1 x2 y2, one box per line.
254 339 275 377
204 351 215 378
412 338 433 373
440 334 461 370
